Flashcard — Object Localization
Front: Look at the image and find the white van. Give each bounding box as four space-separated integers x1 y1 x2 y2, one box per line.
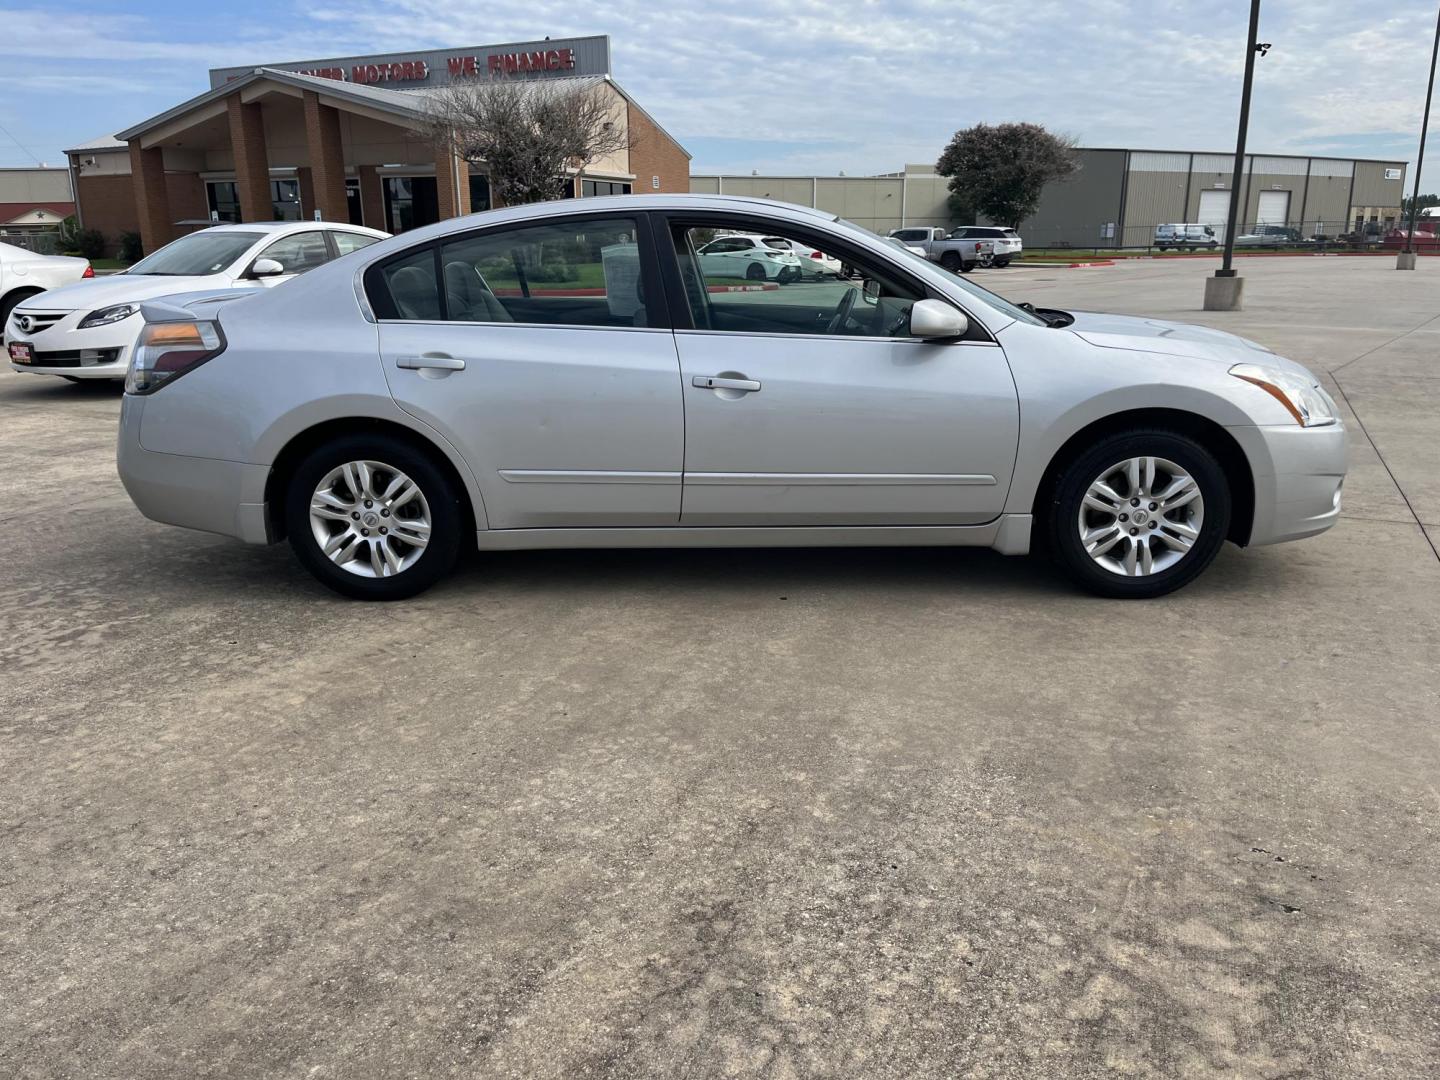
1154 224 1219 251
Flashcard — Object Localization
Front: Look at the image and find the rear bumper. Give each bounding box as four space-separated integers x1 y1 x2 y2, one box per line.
117 394 272 543
1230 422 1348 547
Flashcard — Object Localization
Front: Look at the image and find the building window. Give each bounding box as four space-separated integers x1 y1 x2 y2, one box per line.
385 176 439 233
468 173 491 213
206 181 241 223
271 179 302 221
346 178 364 226
581 180 633 197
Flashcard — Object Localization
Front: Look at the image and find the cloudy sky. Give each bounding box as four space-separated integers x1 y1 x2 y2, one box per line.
2 0 1437 188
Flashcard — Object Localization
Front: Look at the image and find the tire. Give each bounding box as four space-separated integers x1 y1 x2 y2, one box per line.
0 288 41 330
745 262 767 281
285 434 462 600
958 260 974 274
994 257 1011 268
939 251 962 272
778 266 799 284
1045 429 1231 599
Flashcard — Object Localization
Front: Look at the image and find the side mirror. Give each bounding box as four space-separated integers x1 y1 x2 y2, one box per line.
910 299 968 340
250 257 285 278
862 278 881 305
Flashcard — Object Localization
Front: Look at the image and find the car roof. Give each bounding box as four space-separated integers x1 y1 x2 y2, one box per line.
189 221 388 238
364 193 838 253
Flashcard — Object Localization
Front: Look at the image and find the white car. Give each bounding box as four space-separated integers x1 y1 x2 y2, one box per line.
762 235 844 278
7 221 387 381
695 234 804 283
0 242 94 335
946 226 1024 266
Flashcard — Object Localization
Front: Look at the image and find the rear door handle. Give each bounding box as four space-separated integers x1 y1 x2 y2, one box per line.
692 375 761 392
397 354 465 371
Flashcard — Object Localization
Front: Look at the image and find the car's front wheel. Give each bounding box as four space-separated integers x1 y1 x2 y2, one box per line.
1047 430 1231 598
286 434 462 600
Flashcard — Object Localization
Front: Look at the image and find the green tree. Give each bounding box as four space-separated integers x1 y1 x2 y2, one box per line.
1401 192 1440 215
936 123 1079 229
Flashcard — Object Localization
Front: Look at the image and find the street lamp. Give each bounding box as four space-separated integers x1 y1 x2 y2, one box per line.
1204 0 1265 311
1398 3 1440 270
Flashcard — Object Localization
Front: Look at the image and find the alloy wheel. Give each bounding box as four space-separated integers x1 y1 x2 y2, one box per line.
308 459 432 578
1076 456 1204 577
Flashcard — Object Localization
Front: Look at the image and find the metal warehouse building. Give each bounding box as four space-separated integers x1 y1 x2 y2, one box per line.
693 150 1407 247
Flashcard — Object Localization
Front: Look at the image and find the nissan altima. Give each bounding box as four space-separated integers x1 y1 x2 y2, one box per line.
117 194 1346 600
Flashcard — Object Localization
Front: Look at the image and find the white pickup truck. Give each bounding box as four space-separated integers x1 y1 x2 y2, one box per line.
887 226 996 273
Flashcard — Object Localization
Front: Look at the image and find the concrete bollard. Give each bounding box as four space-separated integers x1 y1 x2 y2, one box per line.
1203 274 1245 311
1396 251 1418 270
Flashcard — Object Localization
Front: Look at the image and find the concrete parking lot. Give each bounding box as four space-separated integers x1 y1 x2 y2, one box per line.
3 255 1438 1078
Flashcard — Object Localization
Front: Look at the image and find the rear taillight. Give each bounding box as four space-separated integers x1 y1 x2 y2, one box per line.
810 251 823 259
82 264 95 278
126 319 225 394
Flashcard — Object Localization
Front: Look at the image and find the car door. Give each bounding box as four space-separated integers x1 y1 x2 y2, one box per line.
371 212 685 529
660 215 1019 526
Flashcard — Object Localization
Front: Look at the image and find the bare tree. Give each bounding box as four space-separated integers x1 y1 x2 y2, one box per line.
419 76 633 207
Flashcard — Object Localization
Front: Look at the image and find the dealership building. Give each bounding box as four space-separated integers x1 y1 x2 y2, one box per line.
65 35 690 256
694 149 1408 246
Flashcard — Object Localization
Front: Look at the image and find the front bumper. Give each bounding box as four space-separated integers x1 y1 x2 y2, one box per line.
1230 421 1348 546
7 310 135 379
117 394 273 544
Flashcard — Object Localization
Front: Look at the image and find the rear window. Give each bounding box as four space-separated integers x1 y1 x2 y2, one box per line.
762 237 791 249
367 216 649 328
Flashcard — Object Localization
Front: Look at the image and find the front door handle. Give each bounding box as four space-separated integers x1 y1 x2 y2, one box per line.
397 354 465 371
693 375 761 392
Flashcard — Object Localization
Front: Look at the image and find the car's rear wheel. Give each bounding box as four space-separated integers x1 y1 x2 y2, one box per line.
286 434 462 600
940 251 962 272
1047 430 1230 599
745 262 767 281
994 257 1011 268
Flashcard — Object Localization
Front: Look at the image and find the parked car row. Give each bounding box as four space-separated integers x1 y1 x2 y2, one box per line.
6 222 387 381
888 226 1023 271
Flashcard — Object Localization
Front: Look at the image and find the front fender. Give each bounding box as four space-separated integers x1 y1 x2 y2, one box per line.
998 322 1284 515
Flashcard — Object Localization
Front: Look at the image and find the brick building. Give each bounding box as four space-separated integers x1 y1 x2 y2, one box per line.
66 36 690 257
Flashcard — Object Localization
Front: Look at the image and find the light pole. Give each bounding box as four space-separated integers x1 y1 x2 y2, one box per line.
1398 2 1440 270
1204 0 1266 310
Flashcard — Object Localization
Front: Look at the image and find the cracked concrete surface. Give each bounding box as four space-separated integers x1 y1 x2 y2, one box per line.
2 256 1438 1078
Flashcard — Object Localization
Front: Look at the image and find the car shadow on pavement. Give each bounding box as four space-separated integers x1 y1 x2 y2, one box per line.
6 376 125 400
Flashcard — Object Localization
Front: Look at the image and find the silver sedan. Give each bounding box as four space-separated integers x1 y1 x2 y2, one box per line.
117 194 1346 600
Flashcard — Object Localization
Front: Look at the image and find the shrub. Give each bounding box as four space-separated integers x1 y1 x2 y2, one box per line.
75 229 107 261
526 261 573 283
119 232 143 264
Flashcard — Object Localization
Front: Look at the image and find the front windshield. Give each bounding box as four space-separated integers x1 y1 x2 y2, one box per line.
127 231 264 276
864 224 1048 326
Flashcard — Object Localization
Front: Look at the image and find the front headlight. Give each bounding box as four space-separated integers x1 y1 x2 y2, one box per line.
78 304 139 329
1230 363 1337 427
